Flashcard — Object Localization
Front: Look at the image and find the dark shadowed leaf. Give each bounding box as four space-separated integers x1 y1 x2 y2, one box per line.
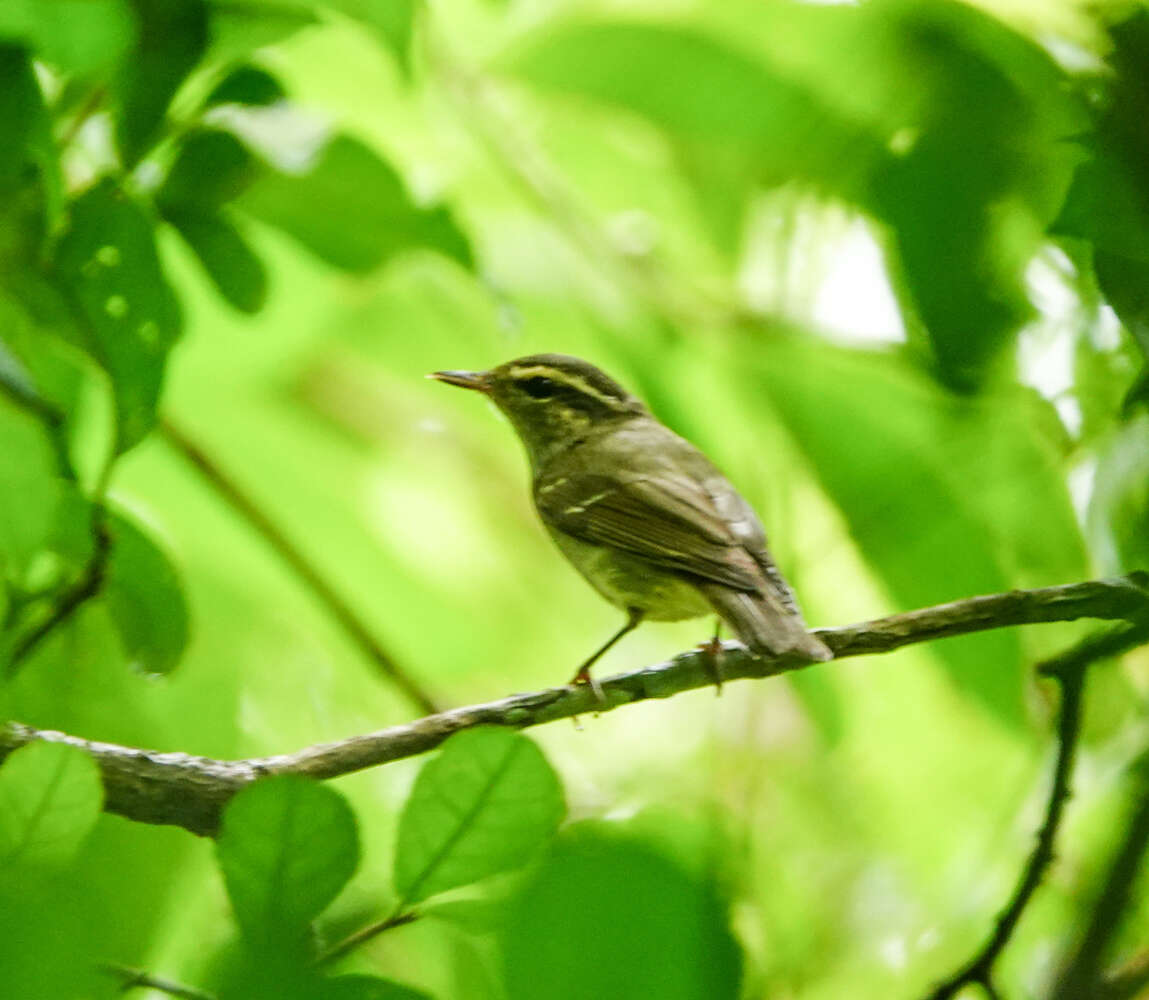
499 826 742 1000
237 134 474 273
53 179 181 452
319 975 432 1000
116 0 209 167
205 64 286 107
159 128 262 209
0 742 102 871
103 509 189 674
217 776 359 946
166 210 268 313
394 727 564 905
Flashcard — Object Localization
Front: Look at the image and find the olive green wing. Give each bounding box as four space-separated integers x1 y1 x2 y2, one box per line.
534 471 763 592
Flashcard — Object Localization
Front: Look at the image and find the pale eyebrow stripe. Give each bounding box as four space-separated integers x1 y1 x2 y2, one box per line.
507 365 624 408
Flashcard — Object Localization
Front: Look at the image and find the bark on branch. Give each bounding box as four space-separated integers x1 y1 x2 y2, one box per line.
3 575 1147 837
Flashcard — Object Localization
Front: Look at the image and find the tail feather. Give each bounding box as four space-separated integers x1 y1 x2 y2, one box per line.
700 584 832 662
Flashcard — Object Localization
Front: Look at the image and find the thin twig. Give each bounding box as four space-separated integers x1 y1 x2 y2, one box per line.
4 516 111 678
100 962 216 1000
160 418 441 715
923 622 1149 1000
1052 751 1149 999
0 365 74 479
317 907 419 966
1 575 1146 837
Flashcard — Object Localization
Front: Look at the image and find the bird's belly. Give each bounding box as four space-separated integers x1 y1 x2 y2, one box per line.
547 531 711 621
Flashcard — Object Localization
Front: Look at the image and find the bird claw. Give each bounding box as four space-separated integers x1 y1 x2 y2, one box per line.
570 666 607 709
699 636 725 695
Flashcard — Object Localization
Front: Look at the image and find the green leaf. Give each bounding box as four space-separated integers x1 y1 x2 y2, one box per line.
207 0 317 60
330 0 417 76
102 509 189 674
0 474 93 596
319 975 432 1000
204 64 286 107
166 210 268 314
159 128 262 210
237 134 474 273
1088 415 1149 574
217 776 360 946
0 741 102 870
394 727 564 906
751 335 1087 726
116 0 209 167
53 179 182 452
0 0 137 76
499 826 742 1000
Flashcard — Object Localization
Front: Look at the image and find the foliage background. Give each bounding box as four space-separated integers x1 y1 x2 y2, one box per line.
1 0 1148 997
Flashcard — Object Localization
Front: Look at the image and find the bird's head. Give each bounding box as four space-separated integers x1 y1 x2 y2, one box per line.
431 354 647 467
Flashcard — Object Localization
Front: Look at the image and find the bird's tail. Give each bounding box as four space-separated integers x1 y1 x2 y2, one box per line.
700 584 832 662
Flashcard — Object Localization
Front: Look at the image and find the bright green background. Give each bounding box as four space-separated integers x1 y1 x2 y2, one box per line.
1 0 1148 997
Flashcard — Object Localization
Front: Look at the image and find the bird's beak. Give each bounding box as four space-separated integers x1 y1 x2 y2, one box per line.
428 369 490 392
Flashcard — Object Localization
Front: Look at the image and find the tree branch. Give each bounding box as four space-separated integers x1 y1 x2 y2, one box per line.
160 418 441 715
100 962 215 1000
923 622 1149 1000
2 575 1147 837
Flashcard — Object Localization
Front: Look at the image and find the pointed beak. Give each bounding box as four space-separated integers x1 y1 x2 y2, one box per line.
428 369 490 392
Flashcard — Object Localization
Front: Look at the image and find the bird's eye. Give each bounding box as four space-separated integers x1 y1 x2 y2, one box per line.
520 376 557 399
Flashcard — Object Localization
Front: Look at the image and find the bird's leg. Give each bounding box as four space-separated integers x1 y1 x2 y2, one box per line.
570 607 644 705
700 618 725 694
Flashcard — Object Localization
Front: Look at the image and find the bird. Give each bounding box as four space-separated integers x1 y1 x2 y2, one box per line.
430 354 832 697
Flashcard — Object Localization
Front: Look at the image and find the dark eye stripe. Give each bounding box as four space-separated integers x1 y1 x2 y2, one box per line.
520 376 557 399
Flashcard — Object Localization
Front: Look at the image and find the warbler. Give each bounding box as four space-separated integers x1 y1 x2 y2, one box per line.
431 354 831 693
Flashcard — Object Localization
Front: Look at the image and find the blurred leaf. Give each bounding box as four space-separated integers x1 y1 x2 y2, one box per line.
205 64 287 107
217 776 360 946
103 509 189 674
0 0 137 76
207 0 317 59
0 46 47 188
0 741 102 870
394 727 564 905
116 0 209 167
166 210 268 313
506 19 881 243
319 975 432 1000
53 178 182 452
499 826 742 1000
238 135 474 273
159 128 262 209
0 474 93 596
331 0 417 76
1088 415 1149 573
752 335 1086 726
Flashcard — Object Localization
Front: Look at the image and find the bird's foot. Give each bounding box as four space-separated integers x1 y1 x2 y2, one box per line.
570 665 607 709
698 635 725 695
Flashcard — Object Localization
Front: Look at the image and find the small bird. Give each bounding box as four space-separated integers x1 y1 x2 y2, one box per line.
431 354 831 696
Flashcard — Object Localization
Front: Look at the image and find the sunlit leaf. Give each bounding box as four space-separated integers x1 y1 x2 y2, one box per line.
394 727 564 905
53 179 181 452
331 0 417 76
217 776 360 946
0 741 102 870
103 509 189 675
319 975 432 1000
0 0 136 76
237 134 474 273
499 826 742 1000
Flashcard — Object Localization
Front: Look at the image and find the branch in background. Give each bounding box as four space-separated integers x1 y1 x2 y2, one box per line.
160 418 441 716
100 962 215 1000
317 908 420 966
1053 748 1149 1000
923 622 1149 1000
2 575 1146 837
0 366 74 480
4 515 111 679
